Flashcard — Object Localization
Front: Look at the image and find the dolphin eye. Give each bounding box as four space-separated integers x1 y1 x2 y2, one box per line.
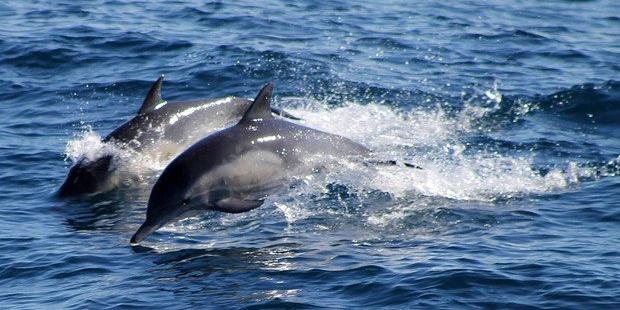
181 198 190 206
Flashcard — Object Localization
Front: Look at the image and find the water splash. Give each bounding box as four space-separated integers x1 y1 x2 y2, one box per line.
63 128 166 179
281 99 596 202
65 96 600 203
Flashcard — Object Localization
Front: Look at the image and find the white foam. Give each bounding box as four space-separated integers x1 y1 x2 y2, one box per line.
274 201 313 224
64 128 118 162
64 128 166 179
279 98 595 202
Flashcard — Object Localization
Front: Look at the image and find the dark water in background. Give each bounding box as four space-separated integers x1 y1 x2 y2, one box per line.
1 0 619 308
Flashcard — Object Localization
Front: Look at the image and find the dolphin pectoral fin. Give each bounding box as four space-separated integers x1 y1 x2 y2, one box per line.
137 75 166 115
212 198 264 213
270 107 302 121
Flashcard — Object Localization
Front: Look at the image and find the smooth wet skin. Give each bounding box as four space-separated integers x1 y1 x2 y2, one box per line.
131 83 369 243
58 76 298 197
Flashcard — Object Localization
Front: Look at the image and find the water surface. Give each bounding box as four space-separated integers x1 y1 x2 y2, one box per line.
1 1 619 309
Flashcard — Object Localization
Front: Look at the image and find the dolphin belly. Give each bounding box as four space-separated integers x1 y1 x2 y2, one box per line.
188 150 291 208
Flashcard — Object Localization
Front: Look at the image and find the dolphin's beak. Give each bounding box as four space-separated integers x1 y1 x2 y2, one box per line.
57 155 115 197
57 177 76 197
130 221 159 244
58 162 87 197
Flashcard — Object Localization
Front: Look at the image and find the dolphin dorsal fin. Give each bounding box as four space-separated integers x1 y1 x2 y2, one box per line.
240 82 275 123
137 75 165 115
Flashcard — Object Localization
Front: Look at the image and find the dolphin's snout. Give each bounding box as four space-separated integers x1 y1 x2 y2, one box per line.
57 174 78 197
58 155 115 197
130 221 158 244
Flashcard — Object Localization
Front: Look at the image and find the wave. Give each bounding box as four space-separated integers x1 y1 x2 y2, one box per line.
90 32 192 53
452 80 620 128
1 47 79 69
535 80 620 123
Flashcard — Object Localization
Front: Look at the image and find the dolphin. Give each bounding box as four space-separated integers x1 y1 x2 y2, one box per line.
58 76 299 197
131 82 370 243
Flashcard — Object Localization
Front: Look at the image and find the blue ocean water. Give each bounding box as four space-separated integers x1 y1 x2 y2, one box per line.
1 0 619 308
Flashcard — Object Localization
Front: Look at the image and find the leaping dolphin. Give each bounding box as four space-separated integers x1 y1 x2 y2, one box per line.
131 82 370 243
58 76 299 197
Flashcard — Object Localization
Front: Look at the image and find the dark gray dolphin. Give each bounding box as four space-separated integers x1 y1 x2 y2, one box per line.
131 82 369 243
58 76 299 197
